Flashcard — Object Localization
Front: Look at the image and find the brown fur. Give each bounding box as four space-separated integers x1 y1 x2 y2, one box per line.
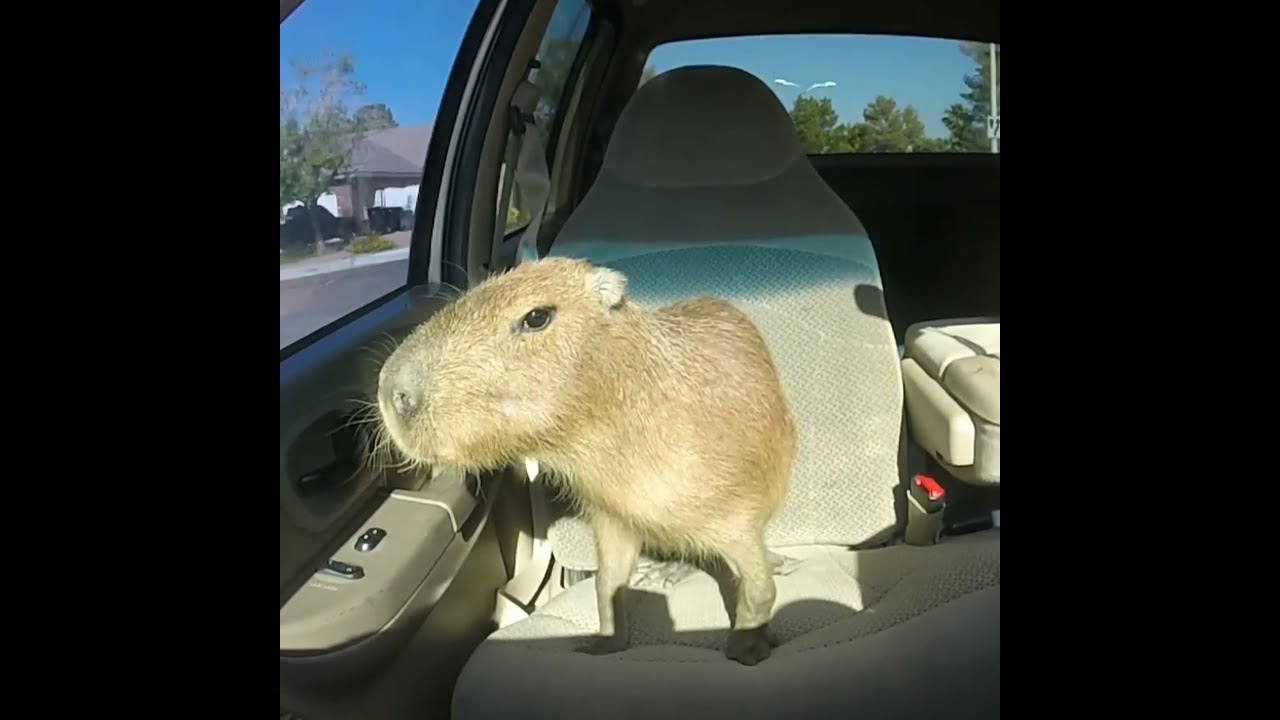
377 257 795 665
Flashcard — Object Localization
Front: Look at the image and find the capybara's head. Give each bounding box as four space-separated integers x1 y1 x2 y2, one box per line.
377 257 629 471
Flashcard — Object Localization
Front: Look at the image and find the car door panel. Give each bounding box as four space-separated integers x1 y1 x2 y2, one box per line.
281 289 435 599
280 285 504 684
280 0 571 712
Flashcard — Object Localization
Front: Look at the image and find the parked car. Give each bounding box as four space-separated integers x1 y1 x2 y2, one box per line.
280 204 353 249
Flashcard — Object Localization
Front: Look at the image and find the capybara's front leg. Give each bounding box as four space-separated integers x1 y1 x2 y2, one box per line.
581 511 642 655
720 538 779 666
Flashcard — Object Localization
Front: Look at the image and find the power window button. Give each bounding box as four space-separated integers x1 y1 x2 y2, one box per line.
322 559 364 580
355 527 387 552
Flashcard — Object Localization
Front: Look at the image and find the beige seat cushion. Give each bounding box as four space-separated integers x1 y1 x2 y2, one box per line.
544 64 905 570
454 531 999 719
902 319 1000 485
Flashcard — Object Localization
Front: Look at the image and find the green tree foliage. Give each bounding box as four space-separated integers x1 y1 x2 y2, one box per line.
787 41 998 154
859 96 933 152
354 103 398 132
790 94 943 153
942 42 999 151
279 52 385 252
790 96 846 153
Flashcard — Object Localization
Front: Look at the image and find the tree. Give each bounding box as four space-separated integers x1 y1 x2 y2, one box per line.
780 40 1000 155
941 103 980 151
788 94 940 153
943 42 1000 151
280 52 376 253
789 96 849 153
858 96 932 153
354 103 398 132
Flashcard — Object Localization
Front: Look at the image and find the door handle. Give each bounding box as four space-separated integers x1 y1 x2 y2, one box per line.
295 411 371 497
297 458 359 496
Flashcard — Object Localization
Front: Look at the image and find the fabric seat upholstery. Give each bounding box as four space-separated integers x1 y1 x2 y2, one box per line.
455 535 999 720
540 65 906 569
452 65 1000 719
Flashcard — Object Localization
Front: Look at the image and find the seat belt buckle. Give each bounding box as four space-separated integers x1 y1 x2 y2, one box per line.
904 473 947 546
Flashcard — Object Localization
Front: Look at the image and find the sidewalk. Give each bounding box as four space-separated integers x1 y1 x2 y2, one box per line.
281 236 412 281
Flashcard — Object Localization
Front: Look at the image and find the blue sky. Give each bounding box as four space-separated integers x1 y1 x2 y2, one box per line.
281 0 986 139
650 35 980 138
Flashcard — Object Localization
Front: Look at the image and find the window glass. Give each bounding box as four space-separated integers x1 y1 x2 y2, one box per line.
646 34 1001 154
279 0 479 350
501 0 593 234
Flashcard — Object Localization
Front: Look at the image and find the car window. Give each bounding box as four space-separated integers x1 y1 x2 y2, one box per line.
279 0 480 350
500 0 593 235
646 34 1000 154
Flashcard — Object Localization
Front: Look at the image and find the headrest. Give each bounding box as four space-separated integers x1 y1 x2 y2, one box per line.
601 65 806 189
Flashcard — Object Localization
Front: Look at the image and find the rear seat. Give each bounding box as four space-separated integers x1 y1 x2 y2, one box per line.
452 66 999 720
902 319 1000 486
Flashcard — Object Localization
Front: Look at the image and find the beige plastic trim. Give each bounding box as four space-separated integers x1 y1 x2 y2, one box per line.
922 418 999 487
904 317 1000 380
281 465 485 654
944 355 1000 425
429 0 509 285
389 464 478 532
280 471 503 693
468 0 558 280
902 357 976 467
280 499 456 655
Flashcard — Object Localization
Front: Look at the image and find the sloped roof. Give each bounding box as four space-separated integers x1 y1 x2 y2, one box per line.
345 123 434 180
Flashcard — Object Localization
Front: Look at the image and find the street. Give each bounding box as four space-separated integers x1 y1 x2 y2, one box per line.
280 259 410 347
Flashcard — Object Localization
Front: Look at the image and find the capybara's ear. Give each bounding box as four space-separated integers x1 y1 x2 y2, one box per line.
586 266 627 310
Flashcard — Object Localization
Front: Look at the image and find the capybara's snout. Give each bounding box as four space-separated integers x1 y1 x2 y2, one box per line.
378 349 428 422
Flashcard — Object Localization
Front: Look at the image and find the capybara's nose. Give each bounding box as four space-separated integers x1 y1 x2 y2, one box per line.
389 387 418 417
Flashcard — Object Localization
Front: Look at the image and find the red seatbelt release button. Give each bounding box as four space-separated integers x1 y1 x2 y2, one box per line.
911 474 946 513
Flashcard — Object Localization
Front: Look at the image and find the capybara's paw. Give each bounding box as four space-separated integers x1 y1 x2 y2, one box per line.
580 634 630 656
724 625 774 666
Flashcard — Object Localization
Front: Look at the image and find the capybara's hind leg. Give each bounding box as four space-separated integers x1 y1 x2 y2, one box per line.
719 538 778 666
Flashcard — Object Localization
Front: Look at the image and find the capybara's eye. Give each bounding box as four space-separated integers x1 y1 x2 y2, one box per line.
520 307 555 332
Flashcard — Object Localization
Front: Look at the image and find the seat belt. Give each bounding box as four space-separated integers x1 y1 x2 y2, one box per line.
490 69 551 274
491 74 558 623
511 84 550 267
495 458 557 626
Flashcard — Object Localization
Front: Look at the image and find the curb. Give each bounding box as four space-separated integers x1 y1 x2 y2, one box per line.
280 247 411 281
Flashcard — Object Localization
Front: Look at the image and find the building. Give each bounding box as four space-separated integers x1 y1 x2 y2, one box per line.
333 122 432 229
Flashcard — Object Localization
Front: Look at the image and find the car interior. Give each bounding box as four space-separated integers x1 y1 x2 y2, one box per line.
280 0 1000 718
